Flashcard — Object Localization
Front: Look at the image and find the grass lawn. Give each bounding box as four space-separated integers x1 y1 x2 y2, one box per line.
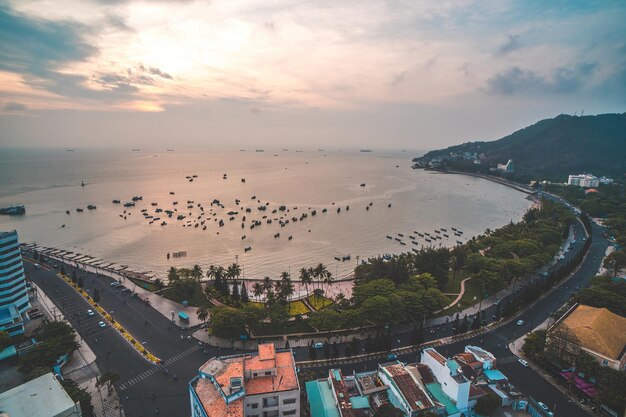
249 320 314 336
287 300 310 316
307 294 334 310
128 277 158 292
160 284 211 308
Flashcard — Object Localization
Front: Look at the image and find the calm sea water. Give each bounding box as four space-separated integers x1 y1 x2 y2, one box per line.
0 148 531 280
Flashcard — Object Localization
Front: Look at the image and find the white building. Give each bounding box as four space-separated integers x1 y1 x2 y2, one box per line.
0 372 82 417
189 344 300 417
497 159 515 173
420 348 471 413
568 174 600 188
0 230 30 336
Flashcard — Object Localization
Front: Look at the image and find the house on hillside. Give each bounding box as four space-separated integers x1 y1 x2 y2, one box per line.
548 304 626 371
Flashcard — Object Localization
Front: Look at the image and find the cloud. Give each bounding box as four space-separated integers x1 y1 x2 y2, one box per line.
486 63 597 95
495 34 522 56
148 67 173 80
3 102 27 112
0 4 96 79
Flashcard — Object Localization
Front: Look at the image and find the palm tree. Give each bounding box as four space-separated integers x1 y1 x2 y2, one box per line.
252 282 264 302
206 265 216 281
191 264 203 282
299 267 312 301
262 276 272 292
167 267 179 284
323 271 334 293
314 263 330 292
197 307 209 325
280 271 294 309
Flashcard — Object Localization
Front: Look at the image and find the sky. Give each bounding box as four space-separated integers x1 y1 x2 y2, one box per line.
0 0 625 151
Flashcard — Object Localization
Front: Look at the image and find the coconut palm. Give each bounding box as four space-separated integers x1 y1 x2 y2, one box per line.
252 282 264 302
299 267 312 300
280 271 294 308
191 264 203 282
167 267 179 284
314 263 330 292
197 307 209 325
323 271 334 293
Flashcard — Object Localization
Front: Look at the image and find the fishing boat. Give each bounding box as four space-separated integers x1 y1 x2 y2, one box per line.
112 200 121 204
0 205 25 215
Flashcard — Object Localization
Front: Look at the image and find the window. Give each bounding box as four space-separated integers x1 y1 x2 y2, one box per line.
263 396 279 408
265 371 272 376
283 410 296 416
250 403 259 409
263 411 278 417
283 398 296 405
602 359 609 366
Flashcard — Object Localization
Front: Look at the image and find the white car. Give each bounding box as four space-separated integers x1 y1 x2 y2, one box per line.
86 309 95 317
110 282 120 287
98 321 106 328
518 359 529 367
516 319 524 326
313 342 324 349
537 402 550 412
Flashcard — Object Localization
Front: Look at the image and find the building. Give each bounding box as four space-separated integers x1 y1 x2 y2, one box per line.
549 304 626 371
567 174 600 188
497 159 515 173
306 364 437 417
420 348 470 415
0 372 82 417
189 344 300 417
0 230 30 336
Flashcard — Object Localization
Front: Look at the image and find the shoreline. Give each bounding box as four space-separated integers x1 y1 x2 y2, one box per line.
426 168 535 195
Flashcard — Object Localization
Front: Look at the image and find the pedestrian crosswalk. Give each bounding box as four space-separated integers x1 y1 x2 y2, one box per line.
118 344 200 390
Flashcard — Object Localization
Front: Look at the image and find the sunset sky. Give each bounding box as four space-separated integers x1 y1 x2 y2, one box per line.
1 0 625 150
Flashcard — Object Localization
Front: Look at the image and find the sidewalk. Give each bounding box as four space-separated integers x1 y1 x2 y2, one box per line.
33 282 124 417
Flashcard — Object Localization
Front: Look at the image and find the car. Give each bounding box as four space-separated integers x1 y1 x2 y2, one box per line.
110 282 120 287
121 288 132 293
313 342 324 349
53 263 59 269
518 359 529 367
386 354 398 361
34 263 41 269
537 402 550 412
86 309 95 317
98 321 106 328
516 319 524 326
541 271 548 277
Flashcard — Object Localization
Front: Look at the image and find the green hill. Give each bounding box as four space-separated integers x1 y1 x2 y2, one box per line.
414 113 626 180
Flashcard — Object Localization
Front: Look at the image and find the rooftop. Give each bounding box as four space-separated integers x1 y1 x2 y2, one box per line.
194 344 298 417
0 372 79 417
306 380 341 417
425 348 446 365
558 304 626 360
382 363 434 411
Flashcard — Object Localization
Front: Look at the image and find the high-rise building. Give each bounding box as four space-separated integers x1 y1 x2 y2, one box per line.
189 344 300 417
0 230 30 336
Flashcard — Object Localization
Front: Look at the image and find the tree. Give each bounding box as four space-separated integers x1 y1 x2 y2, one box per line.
19 322 79 375
252 282 264 302
240 282 249 303
92 288 100 303
604 250 626 277
77 277 84 288
167 267 179 283
153 278 165 290
71 270 77 283
522 330 547 361
299 267 312 300
197 307 209 325
191 264 203 282
474 393 500 416
61 379 94 417
96 372 120 394
0 331 11 350
373 403 404 417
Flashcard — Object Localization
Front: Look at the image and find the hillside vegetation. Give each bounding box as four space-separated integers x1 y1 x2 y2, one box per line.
414 113 626 180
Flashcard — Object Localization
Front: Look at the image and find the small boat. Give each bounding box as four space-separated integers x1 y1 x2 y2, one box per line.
132 196 143 201
170 191 175 195
457 240 463 245
398 233 404 237
161 221 167 226
342 255 351 261
66 210 70 215
451 227 457 231
400 242 406 246
0 205 28 216
112 200 120 204
76 208 84 212
81 181 85 187
409 236 415 240
388 203 391 208
441 228 447 232
151 202 158 206
87 204 97 210
241 178 246 183
435 230 441 234
360 183 366 187
334 256 341 261
244 246 252 252
443 234 449 238
255 149 264 152
386 235 392 239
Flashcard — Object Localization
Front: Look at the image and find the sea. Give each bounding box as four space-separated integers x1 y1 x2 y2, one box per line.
0 148 532 281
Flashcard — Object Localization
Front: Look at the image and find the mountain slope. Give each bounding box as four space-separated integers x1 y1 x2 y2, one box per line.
414 113 626 179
